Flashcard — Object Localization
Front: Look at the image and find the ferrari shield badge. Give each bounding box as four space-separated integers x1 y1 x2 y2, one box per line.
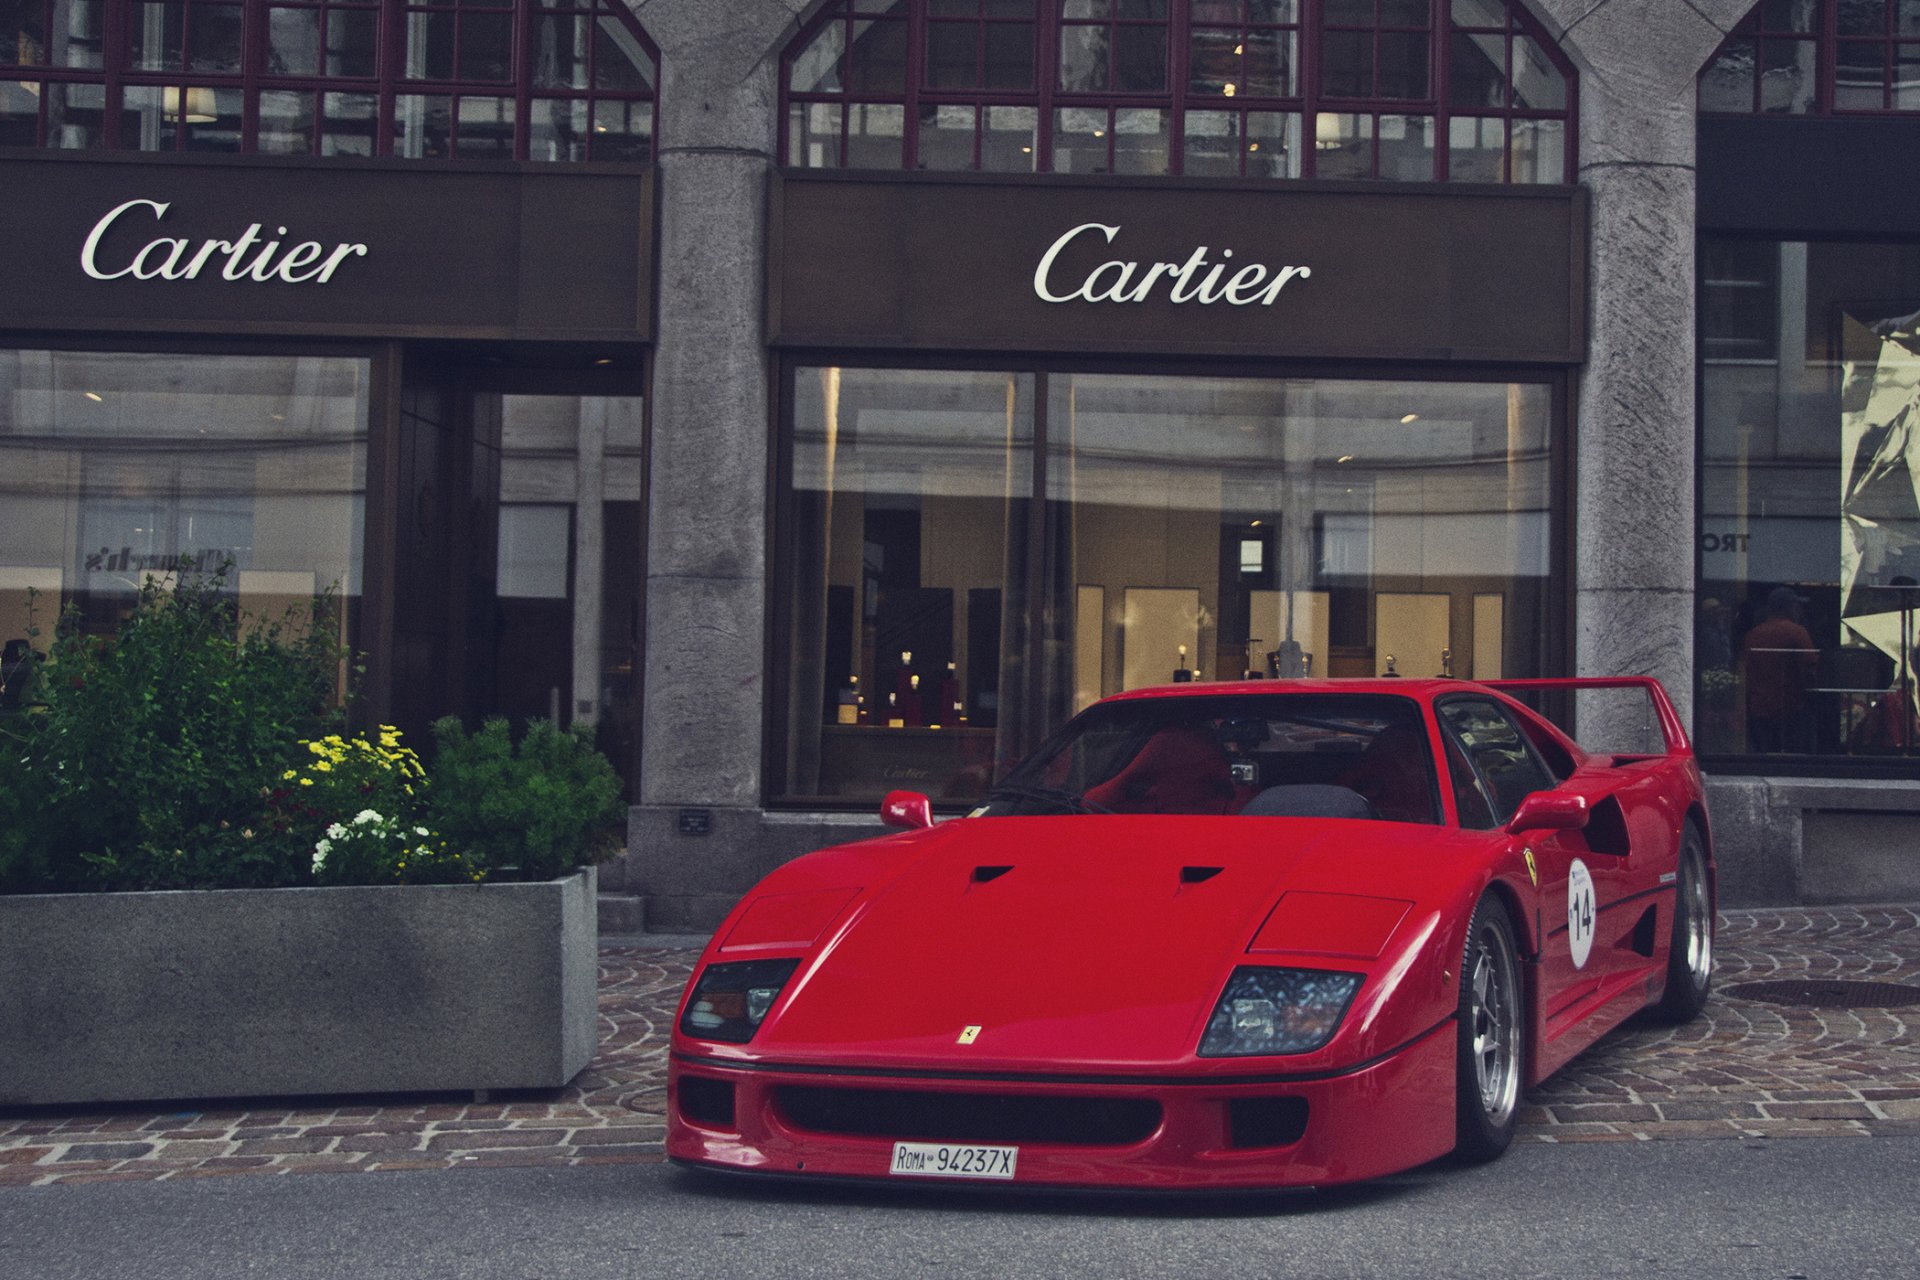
958 1025 983 1045
1523 848 1538 887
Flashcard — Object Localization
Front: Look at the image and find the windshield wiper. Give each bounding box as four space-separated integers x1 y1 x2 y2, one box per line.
985 783 1113 815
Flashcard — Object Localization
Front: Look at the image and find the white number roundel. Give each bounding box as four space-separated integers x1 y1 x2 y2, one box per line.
1567 858 1596 970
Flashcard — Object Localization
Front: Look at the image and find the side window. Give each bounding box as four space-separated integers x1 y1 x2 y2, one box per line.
1444 735 1498 830
1437 698 1555 825
1516 711 1577 780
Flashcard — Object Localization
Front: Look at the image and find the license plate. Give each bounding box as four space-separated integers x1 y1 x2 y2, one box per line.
888 1141 1017 1181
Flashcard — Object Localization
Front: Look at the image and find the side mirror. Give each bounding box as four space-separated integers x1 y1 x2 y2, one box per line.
1505 792 1589 834
881 790 934 831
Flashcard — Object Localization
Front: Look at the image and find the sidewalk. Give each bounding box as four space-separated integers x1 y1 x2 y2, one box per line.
3 907 1916 1187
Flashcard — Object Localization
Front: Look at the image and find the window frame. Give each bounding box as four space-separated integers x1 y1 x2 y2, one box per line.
778 0 1577 182
0 0 658 160
1700 0 1920 116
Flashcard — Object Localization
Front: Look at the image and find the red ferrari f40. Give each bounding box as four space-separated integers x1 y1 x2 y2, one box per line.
667 677 1714 1190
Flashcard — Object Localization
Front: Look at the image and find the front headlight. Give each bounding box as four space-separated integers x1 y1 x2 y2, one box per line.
679 958 801 1044
1199 967 1363 1057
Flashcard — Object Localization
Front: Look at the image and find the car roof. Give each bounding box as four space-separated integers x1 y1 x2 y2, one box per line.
1097 678 1476 704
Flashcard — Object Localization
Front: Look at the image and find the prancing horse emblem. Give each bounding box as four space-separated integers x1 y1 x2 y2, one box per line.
958 1025 983 1045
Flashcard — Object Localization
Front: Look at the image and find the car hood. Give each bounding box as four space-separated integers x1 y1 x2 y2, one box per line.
698 816 1485 1075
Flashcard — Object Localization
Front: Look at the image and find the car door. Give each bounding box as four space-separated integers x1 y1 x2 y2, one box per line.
1435 696 1603 1028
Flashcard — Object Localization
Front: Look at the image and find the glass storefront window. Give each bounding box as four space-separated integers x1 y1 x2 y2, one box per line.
779 364 1556 806
0 349 368 701
1699 237 1920 761
491 392 644 788
782 367 1034 803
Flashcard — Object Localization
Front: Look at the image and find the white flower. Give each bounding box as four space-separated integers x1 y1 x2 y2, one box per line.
325 823 347 840
414 826 430 837
353 809 382 826
312 840 332 873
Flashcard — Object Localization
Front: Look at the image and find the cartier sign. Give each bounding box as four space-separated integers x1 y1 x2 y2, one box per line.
81 198 369 284
773 173 1586 364
1 155 651 340
1033 221 1310 307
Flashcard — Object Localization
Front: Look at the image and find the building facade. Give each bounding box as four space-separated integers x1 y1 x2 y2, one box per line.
3 0 1915 928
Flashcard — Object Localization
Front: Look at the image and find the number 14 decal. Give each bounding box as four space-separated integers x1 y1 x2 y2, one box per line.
1567 858 1596 970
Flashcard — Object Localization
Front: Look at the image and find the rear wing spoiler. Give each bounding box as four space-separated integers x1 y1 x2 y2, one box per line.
1477 677 1692 757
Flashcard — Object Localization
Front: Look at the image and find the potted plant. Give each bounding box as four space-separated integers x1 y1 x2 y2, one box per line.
0 574 623 1107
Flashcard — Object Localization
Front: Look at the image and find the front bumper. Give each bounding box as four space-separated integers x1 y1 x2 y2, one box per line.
666 1020 1457 1191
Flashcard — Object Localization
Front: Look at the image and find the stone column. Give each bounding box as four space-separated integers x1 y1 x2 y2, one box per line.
1534 0 1753 743
603 3 826 929
634 1 808 806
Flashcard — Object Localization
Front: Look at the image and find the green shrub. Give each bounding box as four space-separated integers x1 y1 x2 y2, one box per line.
2 574 344 892
425 717 624 881
0 574 627 894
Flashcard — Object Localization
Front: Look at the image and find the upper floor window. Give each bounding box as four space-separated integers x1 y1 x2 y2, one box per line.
1700 0 1920 114
0 0 657 161
781 0 1574 182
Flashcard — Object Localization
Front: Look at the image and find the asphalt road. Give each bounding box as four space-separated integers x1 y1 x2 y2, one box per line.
3 1135 1915 1280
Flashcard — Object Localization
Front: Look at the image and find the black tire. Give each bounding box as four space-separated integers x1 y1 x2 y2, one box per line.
1654 826 1713 1024
1453 895 1523 1164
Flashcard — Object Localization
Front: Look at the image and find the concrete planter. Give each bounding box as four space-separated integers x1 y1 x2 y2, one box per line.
0 867 598 1107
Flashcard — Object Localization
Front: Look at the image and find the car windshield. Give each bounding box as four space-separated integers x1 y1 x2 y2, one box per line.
983 692 1441 824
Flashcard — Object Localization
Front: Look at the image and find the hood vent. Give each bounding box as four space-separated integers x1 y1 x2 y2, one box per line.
1181 866 1224 884
971 865 1014 884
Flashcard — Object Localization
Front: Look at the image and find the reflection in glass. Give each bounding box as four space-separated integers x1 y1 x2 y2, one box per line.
845 101 903 166
0 78 39 145
780 367 1556 805
979 103 1036 171
1509 117 1561 183
258 88 317 152
0 349 368 705
1043 373 1550 718
784 368 1034 803
1698 237 1920 759
917 101 977 169
320 89 377 155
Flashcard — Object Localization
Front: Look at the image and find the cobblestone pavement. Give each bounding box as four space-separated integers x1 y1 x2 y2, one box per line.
3 907 1916 1186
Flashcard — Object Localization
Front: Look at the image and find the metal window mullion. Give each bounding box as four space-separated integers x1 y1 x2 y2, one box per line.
1037 0 1055 170
96 0 122 147
381 0 407 157
1024 369 1050 764
242 0 265 150
512 0 531 159
903 3 921 168
837 12 852 167
1168 0 1187 173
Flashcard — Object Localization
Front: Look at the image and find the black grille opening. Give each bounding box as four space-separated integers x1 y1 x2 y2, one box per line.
1227 1097 1309 1149
775 1086 1161 1146
679 1076 737 1129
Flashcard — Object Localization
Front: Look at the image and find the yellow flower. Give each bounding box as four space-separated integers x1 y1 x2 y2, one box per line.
314 761 332 773
299 778 314 787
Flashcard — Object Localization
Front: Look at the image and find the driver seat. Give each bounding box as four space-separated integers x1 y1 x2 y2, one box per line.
1084 727 1234 815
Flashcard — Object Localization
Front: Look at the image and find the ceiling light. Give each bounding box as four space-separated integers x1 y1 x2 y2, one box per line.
1401 413 1419 424
1223 83 1237 97
1248 141 1260 152
1337 454 1354 463
84 391 102 402
1234 43 1244 56
1093 129 1105 138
